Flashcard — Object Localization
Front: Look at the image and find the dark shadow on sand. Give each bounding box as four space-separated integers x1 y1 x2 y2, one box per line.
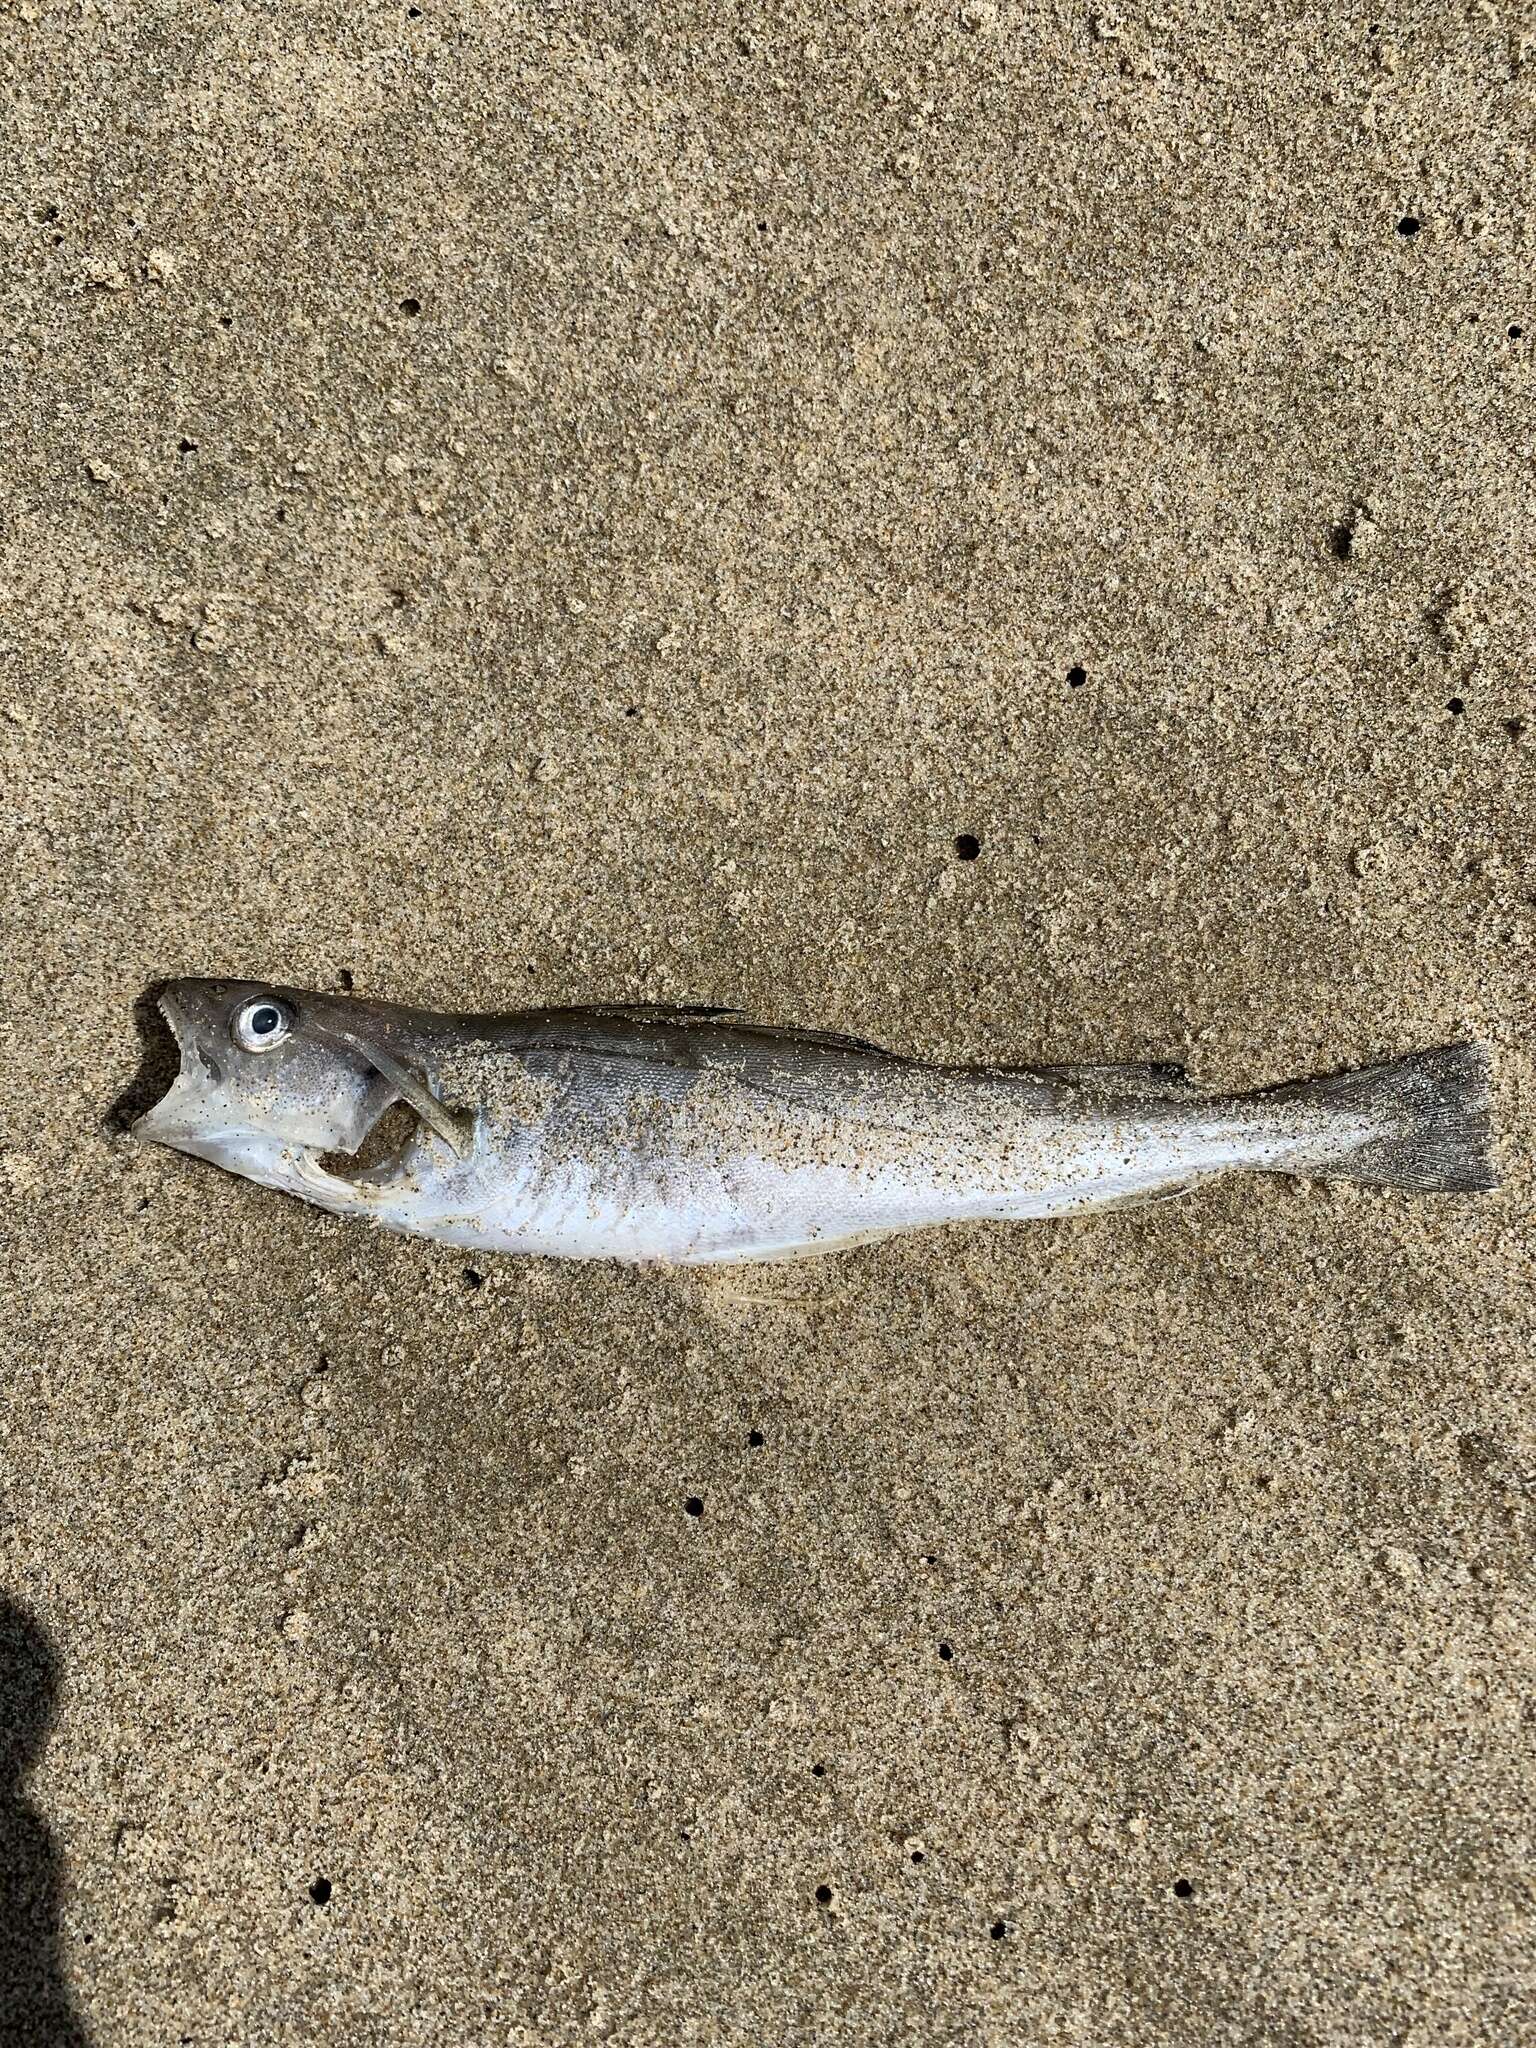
0 1600 94 2046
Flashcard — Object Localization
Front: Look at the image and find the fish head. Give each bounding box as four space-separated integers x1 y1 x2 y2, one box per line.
134 977 405 1193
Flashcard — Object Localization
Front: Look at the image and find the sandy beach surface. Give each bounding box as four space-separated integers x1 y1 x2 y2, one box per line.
3 2 1533 2041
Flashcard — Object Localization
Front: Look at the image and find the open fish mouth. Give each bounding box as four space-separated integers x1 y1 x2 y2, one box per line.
131 998 229 1147
108 981 192 1134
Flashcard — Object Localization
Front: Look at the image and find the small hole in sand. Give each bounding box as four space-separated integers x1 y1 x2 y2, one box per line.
218 315 233 328
309 1877 332 1906
338 968 355 991
1066 664 1087 687
747 1429 765 1447
910 1850 925 1864
954 833 981 861
1397 215 1421 236
399 296 422 316
937 1641 954 1661
1504 718 1525 740
1447 698 1465 716
1173 1877 1195 1899
1510 324 1524 339
177 437 197 454
814 1883 833 1905
463 1267 484 1289
810 1763 825 1777
990 1919 1007 1939
684 1495 704 1517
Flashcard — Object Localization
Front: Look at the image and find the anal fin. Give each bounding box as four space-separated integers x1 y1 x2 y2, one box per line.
684 1226 906 1266
1082 1179 1198 1213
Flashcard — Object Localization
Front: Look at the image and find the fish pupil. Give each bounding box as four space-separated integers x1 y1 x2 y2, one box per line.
251 1006 280 1035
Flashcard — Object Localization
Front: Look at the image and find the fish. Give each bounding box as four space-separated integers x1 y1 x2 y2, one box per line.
132 979 1498 1266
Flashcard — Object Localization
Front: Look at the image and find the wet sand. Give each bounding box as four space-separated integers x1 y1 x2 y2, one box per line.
3 3 1533 2041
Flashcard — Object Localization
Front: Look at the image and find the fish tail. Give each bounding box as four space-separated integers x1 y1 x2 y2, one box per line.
1261 1042 1498 1193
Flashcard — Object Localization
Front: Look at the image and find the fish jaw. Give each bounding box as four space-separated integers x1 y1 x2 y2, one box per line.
132 1048 330 1197
139 1094 427 1214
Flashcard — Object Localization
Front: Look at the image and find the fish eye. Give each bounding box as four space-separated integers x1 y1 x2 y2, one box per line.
232 996 294 1053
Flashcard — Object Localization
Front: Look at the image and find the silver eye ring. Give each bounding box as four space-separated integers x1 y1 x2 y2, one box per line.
232 995 294 1053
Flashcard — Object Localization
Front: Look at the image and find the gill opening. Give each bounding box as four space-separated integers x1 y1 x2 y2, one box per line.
314 1098 421 1183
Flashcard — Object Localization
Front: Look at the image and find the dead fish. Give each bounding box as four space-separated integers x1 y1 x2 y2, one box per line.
133 979 1498 1265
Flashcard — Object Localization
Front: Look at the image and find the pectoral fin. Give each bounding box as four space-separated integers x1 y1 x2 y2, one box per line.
333 1030 475 1159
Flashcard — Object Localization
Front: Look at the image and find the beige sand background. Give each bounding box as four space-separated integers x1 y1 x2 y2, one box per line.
2 2 1534 2042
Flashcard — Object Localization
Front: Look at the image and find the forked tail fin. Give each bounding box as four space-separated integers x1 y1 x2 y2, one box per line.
1264 1042 1497 1193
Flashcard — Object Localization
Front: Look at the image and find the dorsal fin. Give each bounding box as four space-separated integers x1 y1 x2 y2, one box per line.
512 1006 902 1065
1019 1060 1195 1098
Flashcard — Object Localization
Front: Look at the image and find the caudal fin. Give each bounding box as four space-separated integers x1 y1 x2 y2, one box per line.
1265 1042 1498 1193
